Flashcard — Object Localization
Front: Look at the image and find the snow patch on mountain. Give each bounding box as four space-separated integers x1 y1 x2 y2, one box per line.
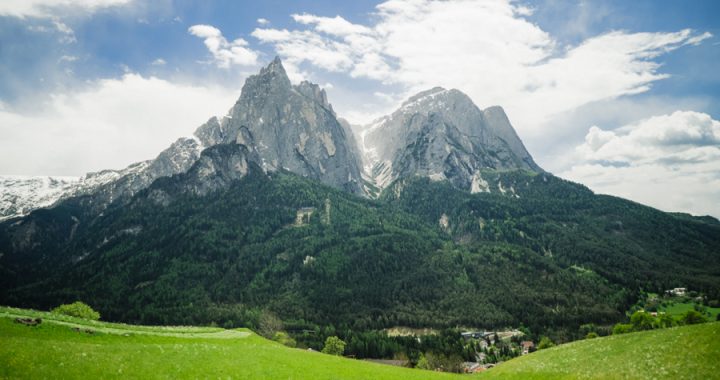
0 176 79 221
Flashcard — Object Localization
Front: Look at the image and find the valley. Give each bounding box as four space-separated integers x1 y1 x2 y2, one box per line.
1 57 719 376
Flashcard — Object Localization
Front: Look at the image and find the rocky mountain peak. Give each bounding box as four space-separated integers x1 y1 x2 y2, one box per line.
193 57 365 194
238 56 292 103
296 81 333 113
361 87 542 192
402 86 447 105
0 59 542 219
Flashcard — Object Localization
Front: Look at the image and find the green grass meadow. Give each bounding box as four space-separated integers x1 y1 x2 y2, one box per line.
479 322 720 380
0 307 455 380
2 306 719 379
658 302 720 320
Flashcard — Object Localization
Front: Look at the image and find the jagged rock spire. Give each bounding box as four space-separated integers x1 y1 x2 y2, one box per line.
192 57 365 195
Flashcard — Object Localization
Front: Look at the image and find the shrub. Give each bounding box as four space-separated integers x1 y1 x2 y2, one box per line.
272 331 297 347
321 336 346 356
612 323 633 335
655 313 675 328
585 332 598 339
51 301 100 320
579 323 597 336
258 310 283 339
537 336 555 349
680 310 707 325
630 311 655 331
416 353 430 370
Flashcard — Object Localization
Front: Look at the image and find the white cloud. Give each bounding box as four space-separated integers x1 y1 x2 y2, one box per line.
257 18 269 25
575 111 720 164
687 31 713 46
251 27 357 78
26 17 77 43
249 0 710 134
291 13 373 36
151 58 166 66
58 55 78 62
561 111 720 217
51 19 76 43
252 13 392 83
0 0 132 18
188 24 259 68
0 74 238 176
9 0 134 44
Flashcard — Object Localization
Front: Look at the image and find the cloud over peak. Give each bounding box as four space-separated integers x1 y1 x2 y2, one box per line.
188 24 259 68
246 0 710 134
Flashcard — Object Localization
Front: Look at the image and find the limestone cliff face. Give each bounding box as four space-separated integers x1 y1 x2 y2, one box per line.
145 144 257 205
206 57 364 194
0 59 545 220
362 87 542 191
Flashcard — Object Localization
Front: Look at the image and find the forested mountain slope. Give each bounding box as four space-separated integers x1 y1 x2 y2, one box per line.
2 157 718 339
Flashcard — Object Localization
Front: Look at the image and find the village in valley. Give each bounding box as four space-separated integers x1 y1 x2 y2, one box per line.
374 327 537 373
365 285 720 374
457 330 535 373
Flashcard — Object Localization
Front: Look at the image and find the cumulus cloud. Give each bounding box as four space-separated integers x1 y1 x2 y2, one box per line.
188 24 259 68
561 111 720 217
292 13 373 36
151 58 166 66
251 13 390 83
0 74 238 176
249 0 710 132
257 18 269 25
0 0 132 18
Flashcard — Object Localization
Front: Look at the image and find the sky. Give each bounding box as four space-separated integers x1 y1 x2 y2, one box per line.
0 0 719 217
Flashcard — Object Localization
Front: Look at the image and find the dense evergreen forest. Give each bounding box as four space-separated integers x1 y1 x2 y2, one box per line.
1 161 719 357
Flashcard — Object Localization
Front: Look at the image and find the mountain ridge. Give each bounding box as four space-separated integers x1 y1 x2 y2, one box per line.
0 58 542 220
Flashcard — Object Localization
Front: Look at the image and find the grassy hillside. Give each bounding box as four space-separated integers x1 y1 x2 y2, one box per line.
0 306 456 380
480 322 720 379
2 307 718 379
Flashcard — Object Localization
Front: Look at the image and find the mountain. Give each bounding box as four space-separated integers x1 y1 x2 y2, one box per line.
1 163 719 335
0 65 543 221
0 176 79 221
0 57 719 357
0 58 365 221
0 138 204 221
361 87 541 191
0 166 626 330
197 57 364 194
